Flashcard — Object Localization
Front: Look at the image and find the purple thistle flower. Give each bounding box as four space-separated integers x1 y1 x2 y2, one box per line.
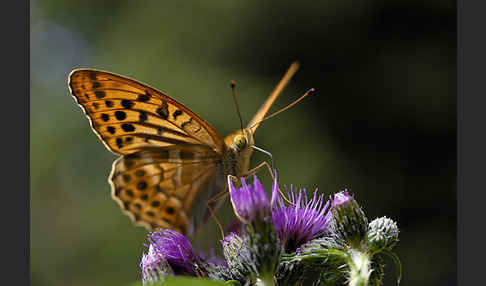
272 186 332 252
147 229 200 276
331 190 353 208
140 243 173 284
229 174 278 223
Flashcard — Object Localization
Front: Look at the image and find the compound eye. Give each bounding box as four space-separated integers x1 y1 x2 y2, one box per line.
234 135 247 149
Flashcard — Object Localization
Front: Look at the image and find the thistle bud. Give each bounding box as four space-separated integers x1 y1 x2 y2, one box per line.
330 190 368 248
221 232 256 284
367 216 399 251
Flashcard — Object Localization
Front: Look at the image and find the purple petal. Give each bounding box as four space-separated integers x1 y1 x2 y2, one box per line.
148 230 199 276
332 190 353 208
272 186 331 252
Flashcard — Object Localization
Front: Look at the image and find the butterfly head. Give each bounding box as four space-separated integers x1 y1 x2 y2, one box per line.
233 134 248 151
231 128 254 152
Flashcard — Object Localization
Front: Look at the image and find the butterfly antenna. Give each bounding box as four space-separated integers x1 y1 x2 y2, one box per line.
248 61 300 133
230 80 245 132
248 88 315 130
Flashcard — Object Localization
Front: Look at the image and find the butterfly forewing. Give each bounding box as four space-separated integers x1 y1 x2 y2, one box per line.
68 69 225 155
68 69 228 234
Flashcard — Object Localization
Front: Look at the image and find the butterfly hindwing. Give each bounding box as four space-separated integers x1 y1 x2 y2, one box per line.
109 147 225 235
68 69 225 155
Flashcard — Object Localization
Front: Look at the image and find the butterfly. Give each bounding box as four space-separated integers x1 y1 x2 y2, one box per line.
68 62 309 237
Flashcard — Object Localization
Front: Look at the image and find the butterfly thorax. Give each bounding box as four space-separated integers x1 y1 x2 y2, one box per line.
222 129 255 178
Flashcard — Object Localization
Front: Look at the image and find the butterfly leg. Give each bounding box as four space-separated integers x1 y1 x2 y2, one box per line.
206 201 225 240
206 174 238 205
204 175 240 239
242 161 295 206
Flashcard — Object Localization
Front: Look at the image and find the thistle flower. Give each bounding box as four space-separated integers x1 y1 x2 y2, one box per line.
140 243 173 285
137 172 402 286
229 174 277 223
330 190 368 248
147 229 201 276
228 173 281 285
272 187 332 252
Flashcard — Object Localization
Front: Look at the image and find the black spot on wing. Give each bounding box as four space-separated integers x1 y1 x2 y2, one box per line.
122 174 131 183
89 72 98 80
115 111 126 120
139 111 148 123
94 91 106 98
156 101 169 120
181 118 193 129
121 100 134 109
116 138 123 148
101 113 109 122
137 181 148 190
165 206 175 215
92 82 101 89
125 189 134 197
138 92 150 102
155 185 164 193
107 126 115 134
93 102 99 109
121 124 135 132
124 160 135 168
105 100 114 107
172 110 183 120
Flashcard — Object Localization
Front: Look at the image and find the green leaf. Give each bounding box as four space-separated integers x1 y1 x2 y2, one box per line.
382 250 402 285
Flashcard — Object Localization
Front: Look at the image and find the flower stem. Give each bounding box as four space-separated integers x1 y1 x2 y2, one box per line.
256 274 275 286
347 249 371 286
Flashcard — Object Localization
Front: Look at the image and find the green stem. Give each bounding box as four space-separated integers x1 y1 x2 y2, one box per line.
255 274 275 286
347 249 371 286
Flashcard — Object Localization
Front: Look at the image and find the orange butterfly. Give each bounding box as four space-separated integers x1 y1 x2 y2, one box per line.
68 62 310 236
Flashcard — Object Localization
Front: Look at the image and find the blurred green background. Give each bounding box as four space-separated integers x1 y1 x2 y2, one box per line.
30 0 456 285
